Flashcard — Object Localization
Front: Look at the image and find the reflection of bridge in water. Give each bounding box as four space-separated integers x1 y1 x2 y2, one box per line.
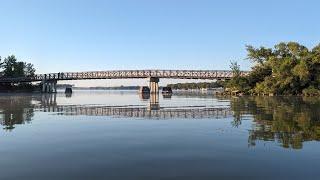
37 93 233 119
35 105 233 119
0 93 232 131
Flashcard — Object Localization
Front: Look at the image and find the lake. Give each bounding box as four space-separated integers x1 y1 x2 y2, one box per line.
0 90 319 180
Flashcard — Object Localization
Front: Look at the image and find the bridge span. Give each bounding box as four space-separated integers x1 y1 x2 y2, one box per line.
0 70 249 93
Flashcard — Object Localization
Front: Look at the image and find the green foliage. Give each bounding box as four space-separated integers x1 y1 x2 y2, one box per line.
0 55 36 78
225 76 250 93
246 45 273 65
24 63 36 77
0 56 3 68
229 42 320 95
247 65 272 87
302 86 320 96
225 61 250 93
229 61 240 77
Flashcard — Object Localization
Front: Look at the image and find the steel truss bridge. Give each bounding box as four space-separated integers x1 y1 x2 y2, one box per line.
0 70 249 83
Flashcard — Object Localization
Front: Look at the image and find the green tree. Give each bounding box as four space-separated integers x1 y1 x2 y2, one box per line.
2 55 19 77
1 55 36 78
24 63 36 77
230 61 240 77
243 42 320 95
246 45 273 65
225 61 250 93
247 65 272 88
0 56 3 68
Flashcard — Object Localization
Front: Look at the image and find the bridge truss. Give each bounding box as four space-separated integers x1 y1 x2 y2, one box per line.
0 70 249 83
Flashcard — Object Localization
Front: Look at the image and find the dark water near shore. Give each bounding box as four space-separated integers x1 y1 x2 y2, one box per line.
0 90 320 180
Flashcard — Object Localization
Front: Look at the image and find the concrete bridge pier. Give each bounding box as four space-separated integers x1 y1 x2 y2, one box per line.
65 86 73 94
149 77 159 94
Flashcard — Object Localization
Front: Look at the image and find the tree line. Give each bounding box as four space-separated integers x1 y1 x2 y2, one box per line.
167 82 223 90
226 42 320 96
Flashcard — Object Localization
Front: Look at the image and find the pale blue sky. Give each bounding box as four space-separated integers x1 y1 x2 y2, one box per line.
0 0 319 86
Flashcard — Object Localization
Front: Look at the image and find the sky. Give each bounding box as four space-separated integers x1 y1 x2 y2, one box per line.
0 0 320 86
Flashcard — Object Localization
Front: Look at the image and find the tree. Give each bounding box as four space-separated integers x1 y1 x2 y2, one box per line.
247 65 272 87
230 61 240 77
225 61 250 93
1 55 36 78
242 42 320 95
24 63 36 77
2 55 19 78
246 45 273 65
0 56 3 68
224 42 320 95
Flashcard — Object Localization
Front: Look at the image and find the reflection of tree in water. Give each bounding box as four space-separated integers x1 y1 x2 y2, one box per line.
0 94 59 131
0 95 35 131
230 96 320 149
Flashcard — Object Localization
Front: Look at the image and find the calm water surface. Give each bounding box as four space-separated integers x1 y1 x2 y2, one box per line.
0 90 320 180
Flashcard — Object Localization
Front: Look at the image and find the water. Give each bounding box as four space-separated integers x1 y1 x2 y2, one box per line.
0 90 319 180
